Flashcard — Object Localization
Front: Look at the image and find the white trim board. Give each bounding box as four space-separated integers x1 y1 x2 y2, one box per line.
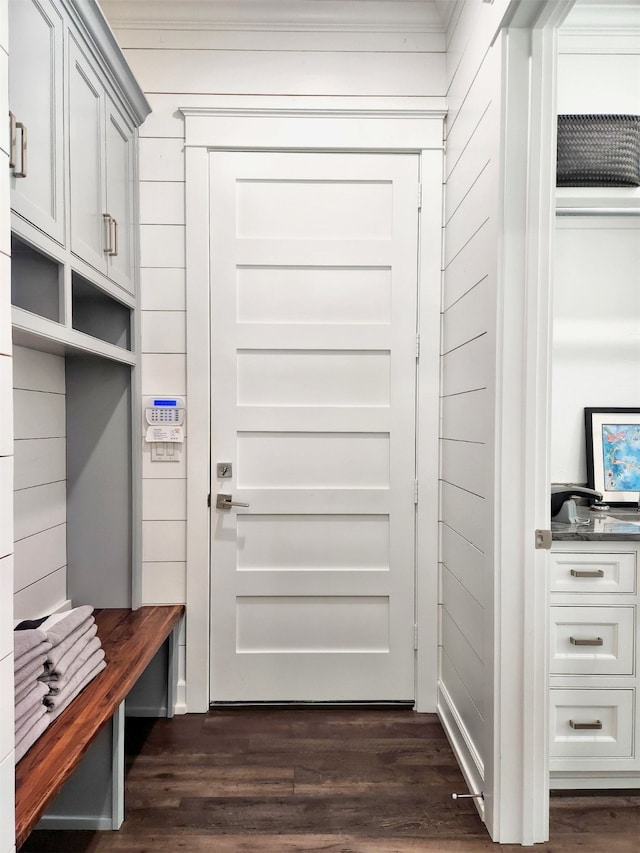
100 0 446 32
183 101 444 714
181 102 446 152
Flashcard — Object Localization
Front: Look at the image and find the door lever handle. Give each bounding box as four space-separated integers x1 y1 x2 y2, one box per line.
216 493 250 510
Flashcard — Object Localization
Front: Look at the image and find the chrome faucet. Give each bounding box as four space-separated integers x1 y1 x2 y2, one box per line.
551 484 603 519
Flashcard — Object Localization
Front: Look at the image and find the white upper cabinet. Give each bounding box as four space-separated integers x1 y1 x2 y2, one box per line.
104 98 134 291
9 0 148 299
69 37 135 294
69 36 105 273
9 0 65 243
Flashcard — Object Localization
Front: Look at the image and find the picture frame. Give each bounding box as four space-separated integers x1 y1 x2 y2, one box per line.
585 407 640 506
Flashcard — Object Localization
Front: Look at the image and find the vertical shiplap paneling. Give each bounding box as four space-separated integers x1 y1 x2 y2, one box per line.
439 0 505 797
12 347 67 616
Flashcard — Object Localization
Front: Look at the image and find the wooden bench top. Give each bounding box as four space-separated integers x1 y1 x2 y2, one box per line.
15 604 184 849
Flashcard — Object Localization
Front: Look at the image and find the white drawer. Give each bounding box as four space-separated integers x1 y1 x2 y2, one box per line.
550 606 635 675
550 688 634 761
551 551 636 594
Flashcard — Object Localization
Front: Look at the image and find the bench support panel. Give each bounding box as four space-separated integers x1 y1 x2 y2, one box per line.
36 702 124 832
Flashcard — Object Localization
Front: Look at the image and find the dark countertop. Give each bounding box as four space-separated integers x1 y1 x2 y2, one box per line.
552 507 640 541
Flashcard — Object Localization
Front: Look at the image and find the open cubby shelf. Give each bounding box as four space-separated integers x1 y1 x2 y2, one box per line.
11 234 134 359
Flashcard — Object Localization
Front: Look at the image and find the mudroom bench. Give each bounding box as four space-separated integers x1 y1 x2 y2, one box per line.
15 605 185 849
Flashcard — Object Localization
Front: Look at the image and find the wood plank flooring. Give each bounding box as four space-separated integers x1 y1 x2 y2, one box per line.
21 708 640 852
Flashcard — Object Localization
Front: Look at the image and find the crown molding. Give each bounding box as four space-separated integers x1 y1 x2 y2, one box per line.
433 0 458 31
67 0 151 123
99 0 446 33
558 28 640 52
560 1 640 31
558 2 640 52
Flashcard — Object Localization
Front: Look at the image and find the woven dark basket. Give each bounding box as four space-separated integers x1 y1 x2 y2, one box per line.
557 114 640 187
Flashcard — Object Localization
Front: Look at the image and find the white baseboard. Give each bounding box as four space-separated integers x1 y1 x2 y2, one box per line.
125 705 167 717
175 677 187 714
437 682 485 821
37 815 114 831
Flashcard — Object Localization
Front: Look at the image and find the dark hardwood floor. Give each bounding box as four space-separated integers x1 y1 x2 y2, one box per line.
21 708 640 852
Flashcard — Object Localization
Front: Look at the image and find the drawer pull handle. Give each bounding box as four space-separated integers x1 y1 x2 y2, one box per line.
570 569 604 578
569 636 604 646
569 720 602 731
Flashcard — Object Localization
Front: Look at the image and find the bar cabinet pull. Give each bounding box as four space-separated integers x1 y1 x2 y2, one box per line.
9 111 16 169
570 569 604 578
15 120 27 177
103 213 113 254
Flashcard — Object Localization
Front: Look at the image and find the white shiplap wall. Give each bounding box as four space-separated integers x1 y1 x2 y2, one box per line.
101 0 447 711
12 346 67 620
439 0 509 813
0 0 15 845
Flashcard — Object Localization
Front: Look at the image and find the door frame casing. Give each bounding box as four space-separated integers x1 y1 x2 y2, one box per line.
182 97 445 714
487 1 575 843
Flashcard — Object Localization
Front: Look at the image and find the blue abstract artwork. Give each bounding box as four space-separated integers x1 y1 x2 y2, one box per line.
601 423 640 491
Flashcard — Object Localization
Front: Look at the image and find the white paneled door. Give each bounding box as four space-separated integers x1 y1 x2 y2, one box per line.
209 151 420 702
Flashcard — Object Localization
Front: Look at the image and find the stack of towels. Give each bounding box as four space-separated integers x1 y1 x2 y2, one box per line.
14 606 106 763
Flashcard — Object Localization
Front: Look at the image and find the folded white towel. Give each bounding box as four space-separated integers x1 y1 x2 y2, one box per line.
14 699 48 744
15 712 50 764
13 628 48 660
43 649 104 708
41 606 94 647
14 681 49 728
15 678 38 706
14 654 48 693
41 635 102 682
14 639 53 674
44 622 98 673
47 659 106 721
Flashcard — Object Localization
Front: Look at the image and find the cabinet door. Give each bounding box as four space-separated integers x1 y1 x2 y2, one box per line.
68 36 107 275
105 98 135 293
9 0 64 243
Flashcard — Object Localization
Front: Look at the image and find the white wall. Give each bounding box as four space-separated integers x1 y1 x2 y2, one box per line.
0 0 16 845
438 0 509 833
551 15 640 483
100 0 447 711
12 346 67 619
552 218 640 482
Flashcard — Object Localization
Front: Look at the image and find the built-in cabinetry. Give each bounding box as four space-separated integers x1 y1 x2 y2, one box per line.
68 35 135 292
551 28 639 787
8 0 150 614
549 540 640 789
8 0 65 243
